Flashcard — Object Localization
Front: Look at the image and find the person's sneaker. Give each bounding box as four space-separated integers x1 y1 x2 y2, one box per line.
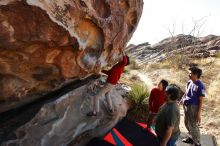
182 137 194 144
86 111 97 117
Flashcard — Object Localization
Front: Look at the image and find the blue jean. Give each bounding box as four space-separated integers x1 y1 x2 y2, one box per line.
158 136 178 146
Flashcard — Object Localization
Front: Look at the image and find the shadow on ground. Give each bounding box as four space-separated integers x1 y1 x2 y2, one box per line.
176 132 218 146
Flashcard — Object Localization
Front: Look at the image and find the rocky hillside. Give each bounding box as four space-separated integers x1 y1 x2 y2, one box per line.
127 34 220 65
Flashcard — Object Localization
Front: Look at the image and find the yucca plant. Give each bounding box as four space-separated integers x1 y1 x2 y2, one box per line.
126 83 149 122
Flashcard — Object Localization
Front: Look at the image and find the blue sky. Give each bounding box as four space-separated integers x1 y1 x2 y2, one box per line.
128 0 220 45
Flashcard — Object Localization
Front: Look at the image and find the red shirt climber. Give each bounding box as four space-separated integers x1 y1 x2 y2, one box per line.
102 55 128 85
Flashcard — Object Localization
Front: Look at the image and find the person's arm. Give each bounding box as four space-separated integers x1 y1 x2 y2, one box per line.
196 83 205 124
122 49 125 56
179 81 190 105
93 60 102 74
118 49 127 66
160 126 174 146
178 93 185 105
196 96 203 124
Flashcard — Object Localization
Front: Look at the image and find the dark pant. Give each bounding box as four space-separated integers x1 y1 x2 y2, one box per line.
183 105 200 144
147 112 157 126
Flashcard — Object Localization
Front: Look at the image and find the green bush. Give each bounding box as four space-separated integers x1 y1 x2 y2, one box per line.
126 84 149 122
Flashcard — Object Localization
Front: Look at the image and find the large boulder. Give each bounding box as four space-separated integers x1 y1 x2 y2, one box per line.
0 0 143 111
0 78 129 146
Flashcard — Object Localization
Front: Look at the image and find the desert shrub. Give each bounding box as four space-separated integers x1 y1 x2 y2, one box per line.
167 54 189 69
130 74 141 81
126 83 149 122
129 58 140 69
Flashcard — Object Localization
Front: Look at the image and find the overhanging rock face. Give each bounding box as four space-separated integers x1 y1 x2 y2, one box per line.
0 0 143 110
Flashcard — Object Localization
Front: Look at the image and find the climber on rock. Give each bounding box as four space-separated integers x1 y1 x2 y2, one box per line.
87 50 130 117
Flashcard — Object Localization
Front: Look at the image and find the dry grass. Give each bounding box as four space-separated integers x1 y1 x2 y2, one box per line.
216 52 220 58
144 61 170 72
206 74 220 100
201 58 220 102
198 59 220 144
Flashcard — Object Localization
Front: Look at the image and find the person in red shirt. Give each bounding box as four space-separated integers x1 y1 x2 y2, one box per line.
147 79 168 128
87 51 129 117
